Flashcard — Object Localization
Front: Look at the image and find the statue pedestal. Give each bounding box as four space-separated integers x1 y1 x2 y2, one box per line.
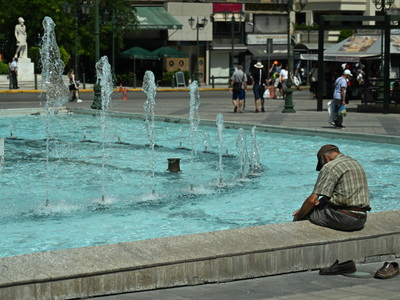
18 58 34 82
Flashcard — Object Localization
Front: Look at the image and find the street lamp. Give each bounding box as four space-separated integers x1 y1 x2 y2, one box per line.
273 0 308 113
372 0 394 105
188 16 208 84
224 10 245 76
103 9 117 76
63 1 91 79
372 0 394 10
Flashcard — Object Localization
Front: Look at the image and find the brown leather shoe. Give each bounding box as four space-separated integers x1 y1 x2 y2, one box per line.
319 260 356 275
374 262 399 279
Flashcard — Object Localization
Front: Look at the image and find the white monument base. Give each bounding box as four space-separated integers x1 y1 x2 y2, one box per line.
17 58 34 82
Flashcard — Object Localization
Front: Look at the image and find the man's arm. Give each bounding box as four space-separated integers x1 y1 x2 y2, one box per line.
292 193 320 221
341 86 346 105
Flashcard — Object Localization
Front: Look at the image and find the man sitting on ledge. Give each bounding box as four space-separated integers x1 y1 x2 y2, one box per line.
293 144 371 231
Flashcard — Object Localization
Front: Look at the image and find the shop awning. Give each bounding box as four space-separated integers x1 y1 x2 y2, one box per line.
300 34 385 62
134 7 183 30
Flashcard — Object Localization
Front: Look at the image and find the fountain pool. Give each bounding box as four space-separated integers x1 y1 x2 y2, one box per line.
1 113 400 258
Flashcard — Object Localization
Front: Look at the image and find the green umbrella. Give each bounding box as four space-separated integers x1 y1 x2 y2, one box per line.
152 46 187 58
120 46 157 75
120 46 157 59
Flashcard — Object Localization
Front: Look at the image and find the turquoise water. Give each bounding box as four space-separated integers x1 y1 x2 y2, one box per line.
1 114 399 258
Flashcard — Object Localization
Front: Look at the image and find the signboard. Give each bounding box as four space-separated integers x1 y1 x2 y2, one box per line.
165 58 189 72
175 72 186 87
213 3 243 13
247 34 287 45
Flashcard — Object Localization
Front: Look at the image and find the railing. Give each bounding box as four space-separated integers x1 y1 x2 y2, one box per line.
210 76 230 88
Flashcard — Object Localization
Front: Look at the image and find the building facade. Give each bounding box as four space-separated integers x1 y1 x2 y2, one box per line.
126 0 400 85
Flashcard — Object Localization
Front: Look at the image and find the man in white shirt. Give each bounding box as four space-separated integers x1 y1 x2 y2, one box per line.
10 58 19 89
279 65 288 99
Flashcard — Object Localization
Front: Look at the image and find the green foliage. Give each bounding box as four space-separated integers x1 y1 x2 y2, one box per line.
116 72 135 86
0 62 10 74
29 46 69 74
338 29 354 42
0 0 135 73
294 23 319 31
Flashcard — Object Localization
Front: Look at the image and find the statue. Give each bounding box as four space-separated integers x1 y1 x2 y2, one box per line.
14 17 27 59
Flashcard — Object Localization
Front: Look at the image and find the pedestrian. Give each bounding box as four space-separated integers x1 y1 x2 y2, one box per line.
292 144 370 231
271 62 282 99
331 69 352 128
279 64 288 99
230 65 247 113
10 58 19 89
67 69 82 103
250 62 268 112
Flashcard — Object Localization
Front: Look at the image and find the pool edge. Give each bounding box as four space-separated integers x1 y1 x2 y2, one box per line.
0 210 399 299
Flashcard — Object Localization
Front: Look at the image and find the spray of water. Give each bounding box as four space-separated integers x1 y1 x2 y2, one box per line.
250 126 262 173
188 80 201 190
40 16 70 206
216 113 224 185
96 56 114 202
142 71 157 194
236 128 250 178
40 17 69 108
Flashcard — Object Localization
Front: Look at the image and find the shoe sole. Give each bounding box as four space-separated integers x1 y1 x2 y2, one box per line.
374 270 400 279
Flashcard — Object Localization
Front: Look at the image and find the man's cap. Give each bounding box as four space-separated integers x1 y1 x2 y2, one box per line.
316 144 340 171
254 62 264 68
343 69 352 76
273 60 278 64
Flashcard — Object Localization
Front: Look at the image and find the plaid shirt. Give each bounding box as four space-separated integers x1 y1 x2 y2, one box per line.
313 153 370 208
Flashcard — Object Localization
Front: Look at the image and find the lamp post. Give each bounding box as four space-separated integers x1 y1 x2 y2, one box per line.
224 10 245 76
372 0 394 106
103 9 117 78
63 1 91 79
273 0 308 113
95 0 100 62
188 16 208 84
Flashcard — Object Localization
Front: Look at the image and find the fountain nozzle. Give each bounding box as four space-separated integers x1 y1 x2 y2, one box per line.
167 158 181 172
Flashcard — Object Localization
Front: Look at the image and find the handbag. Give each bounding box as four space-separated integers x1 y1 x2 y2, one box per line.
232 82 242 93
232 72 245 93
263 88 270 99
338 104 347 117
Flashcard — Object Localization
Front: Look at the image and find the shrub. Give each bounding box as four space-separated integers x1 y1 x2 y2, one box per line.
116 72 135 86
338 29 353 42
0 62 10 74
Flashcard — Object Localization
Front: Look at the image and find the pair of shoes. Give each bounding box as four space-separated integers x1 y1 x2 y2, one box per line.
255 109 259 113
319 260 356 275
234 106 237 113
261 107 265 112
336 124 345 128
77 99 83 103
374 262 399 279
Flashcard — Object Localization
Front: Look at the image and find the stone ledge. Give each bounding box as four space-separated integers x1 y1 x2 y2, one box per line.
0 210 399 300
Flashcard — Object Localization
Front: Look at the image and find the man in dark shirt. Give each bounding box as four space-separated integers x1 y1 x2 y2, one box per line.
250 62 268 112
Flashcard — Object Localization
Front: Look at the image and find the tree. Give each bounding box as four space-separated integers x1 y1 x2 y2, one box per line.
0 0 136 80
